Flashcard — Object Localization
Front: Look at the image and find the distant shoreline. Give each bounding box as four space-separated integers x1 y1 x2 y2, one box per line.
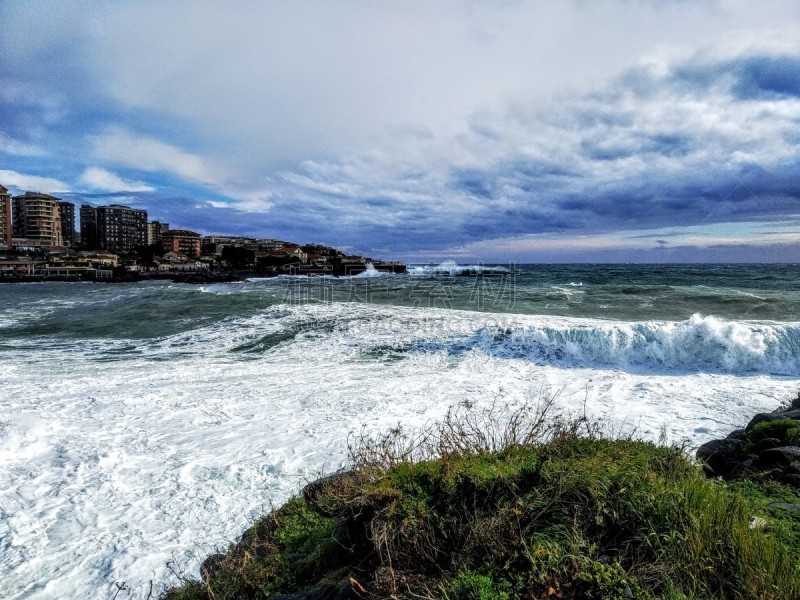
0 272 248 285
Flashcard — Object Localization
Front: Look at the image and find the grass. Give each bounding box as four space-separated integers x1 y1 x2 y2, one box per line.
161 399 800 600
725 478 800 554
747 419 800 445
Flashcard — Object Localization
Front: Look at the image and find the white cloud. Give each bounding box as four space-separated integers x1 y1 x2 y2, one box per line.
90 127 227 186
35 0 790 171
78 166 155 192
0 132 46 157
0 170 71 194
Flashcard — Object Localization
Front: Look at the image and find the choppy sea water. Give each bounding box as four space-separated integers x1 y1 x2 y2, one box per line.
1 263 799 598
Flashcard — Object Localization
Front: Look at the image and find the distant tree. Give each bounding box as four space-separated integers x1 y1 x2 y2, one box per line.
201 242 217 255
301 244 339 257
221 246 255 269
257 254 301 269
134 244 162 268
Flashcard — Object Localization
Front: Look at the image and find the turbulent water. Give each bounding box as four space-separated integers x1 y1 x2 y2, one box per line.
2 263 800 598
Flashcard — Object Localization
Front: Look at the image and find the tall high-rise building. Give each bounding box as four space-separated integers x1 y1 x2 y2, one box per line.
80 204 148 254
0 184 11 248
80 204 99 249
147 221 170 246
12 192 62 247
59 201 75 247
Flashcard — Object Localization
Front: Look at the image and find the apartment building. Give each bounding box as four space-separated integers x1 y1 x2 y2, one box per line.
0 184 11 248
161 229 201 257
12 192 62 247
80 204 148 254
79 205 96 249
59 201 75 247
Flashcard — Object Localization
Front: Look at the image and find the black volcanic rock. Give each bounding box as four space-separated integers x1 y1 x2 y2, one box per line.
758 446 800 468
774 474 800 488
720 460 747 478
753 437 782 452
696 439 743 475
726 429 747 441
746 412 783 432
696 399 800 489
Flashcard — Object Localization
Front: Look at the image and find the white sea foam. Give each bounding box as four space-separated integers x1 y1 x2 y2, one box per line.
550 285 585 301
352 263 383 278
0 301 798 599
408 260 511 276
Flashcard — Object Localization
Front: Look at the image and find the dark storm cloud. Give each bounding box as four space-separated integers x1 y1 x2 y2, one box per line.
672 54 800 100
406 47 800 247
261 39 800 256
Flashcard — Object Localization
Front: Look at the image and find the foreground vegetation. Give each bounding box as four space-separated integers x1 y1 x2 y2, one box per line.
162 400 800 599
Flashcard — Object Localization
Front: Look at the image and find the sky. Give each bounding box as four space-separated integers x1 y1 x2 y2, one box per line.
1 0 800 263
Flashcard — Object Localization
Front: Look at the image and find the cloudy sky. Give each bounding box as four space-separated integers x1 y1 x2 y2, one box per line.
2 0 800 262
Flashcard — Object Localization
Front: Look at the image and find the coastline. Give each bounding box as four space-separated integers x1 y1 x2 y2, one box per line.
0 272 247 285
0 262 408 285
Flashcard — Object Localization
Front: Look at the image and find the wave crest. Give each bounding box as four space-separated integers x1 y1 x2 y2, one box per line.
417 314 800 375
409 260 511 276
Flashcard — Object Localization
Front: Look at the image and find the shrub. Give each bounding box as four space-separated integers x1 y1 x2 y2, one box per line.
442 570 511 600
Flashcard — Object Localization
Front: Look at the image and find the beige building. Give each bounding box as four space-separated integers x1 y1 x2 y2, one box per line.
0 184 11 248
76 251 119 268
0 257 35 276
147 221 170 245
12 192 62 247
159 251 208 271
272 246 308 262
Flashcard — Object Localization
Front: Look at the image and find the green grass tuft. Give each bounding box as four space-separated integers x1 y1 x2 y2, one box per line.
748 419 800 444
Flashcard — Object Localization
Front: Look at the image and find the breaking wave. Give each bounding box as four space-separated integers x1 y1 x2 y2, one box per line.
397 313 800 375
408 260 511 276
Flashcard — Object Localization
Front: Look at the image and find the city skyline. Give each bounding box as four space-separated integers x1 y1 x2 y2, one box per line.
2 1 800 262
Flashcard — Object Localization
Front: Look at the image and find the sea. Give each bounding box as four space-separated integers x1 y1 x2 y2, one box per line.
2 262 800 598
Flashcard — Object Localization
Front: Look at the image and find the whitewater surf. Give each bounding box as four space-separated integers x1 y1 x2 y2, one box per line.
1 264 799 598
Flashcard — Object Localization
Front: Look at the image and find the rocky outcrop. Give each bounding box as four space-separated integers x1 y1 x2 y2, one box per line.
696 396 800 487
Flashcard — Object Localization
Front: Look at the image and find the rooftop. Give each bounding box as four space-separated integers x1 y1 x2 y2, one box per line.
162 229 201 237
14 191 61 201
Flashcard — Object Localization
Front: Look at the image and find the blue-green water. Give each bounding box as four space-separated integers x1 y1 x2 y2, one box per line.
1 263 799 599
3 264 800 340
